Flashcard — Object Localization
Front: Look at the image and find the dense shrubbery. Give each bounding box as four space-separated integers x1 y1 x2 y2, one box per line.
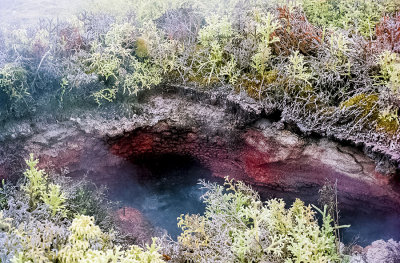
0 155 165 262
163 179 347 263
0 0 399 146
0 155 348 262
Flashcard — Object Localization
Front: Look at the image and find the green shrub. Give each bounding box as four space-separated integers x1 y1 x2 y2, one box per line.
59 215 164 263
250 10 281 78
378 51 400 97
22 154 67 216
0 64 29 102
286 50 312 85
194 15 239 84
301 0 397 37
173 178 346 262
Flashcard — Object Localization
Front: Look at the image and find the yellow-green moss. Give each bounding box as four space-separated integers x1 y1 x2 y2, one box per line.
187 74 220 86
376 109 400 135
237 71 278 100
340 93 379 120
135 37 149 58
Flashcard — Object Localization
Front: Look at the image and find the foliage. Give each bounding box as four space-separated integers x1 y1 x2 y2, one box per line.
0 64 29 102
250 11 281 78
168 178 346 263
123 58 162 95
286 50 312 84
0 156 165 262
301 0 398 37
60 215 164 263
193 15 238 84
378 51 400 97
0 180 8 210
377 107 400 135
22 153 48 209
272 6 322 56
22 154 67 216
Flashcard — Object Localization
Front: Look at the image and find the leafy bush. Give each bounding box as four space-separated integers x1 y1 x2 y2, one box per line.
22 153 67 216
373 12 400 53
0 64 29 102
250 11 281 78
192 15 238 84
0 155 165 262
301 0 397 37
272 6 322 56
378 51 400 97
163 178 346 263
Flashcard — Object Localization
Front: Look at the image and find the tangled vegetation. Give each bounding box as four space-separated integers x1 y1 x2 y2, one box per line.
165 179 348 263
0 0 399 153
0 155 165 263
0 155 349 262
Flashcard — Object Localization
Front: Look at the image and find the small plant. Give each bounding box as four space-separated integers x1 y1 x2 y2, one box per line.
41 183 67 216
0 64 29 102
22 154 47 209
378 51 400 97
92 88 118 105
195 15 236 84
373 13 400 53
59 215 164 263
286 50 312 84
22 154 67 216
251 11 281 78
123 58 162 95
377 107 400 135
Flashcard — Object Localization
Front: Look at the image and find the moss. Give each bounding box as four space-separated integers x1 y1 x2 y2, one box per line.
340 93 379 120
135 37 149 58
237 70 278 100
187 74 220 86
376 109 400 135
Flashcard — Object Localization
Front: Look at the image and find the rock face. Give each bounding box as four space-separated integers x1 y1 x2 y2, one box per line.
109 119 400 212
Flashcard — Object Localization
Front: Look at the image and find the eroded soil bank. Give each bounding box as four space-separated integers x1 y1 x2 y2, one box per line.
0 86 399 246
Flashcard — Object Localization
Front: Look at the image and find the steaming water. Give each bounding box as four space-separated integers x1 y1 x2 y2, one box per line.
104 153 400 245
106 154 222 238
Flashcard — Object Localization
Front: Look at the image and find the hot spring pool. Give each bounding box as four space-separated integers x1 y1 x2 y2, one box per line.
101 153 400 246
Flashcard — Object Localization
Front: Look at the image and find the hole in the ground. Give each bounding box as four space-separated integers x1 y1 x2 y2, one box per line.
106 153 400 245
106 153 222 238
105 126 400 246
